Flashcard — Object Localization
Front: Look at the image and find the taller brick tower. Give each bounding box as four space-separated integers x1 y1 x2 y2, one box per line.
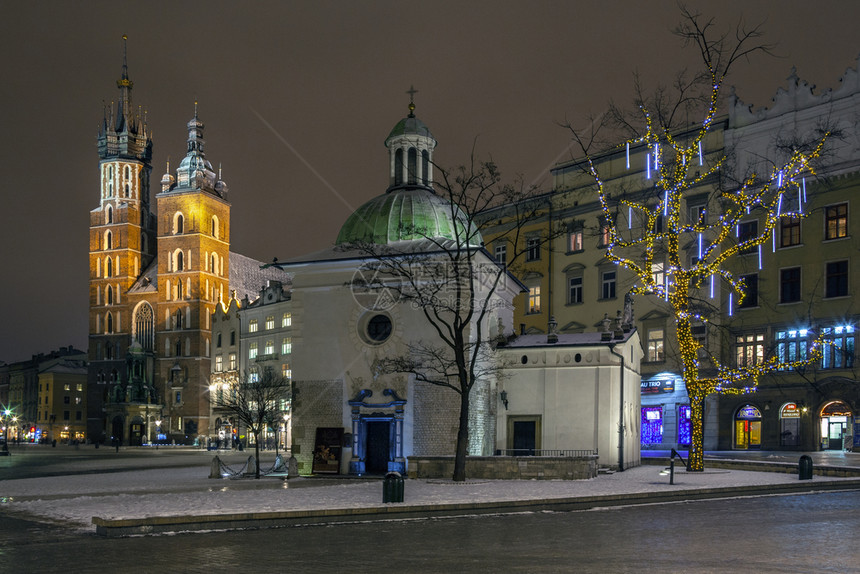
88 36 156 443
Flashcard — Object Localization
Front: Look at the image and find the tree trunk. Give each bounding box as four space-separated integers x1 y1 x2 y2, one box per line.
452 389 470 482
254 431 261 479
688 395 705 472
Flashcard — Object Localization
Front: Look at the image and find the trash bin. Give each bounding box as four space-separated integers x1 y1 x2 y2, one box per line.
798 455 813 480
383 471 404 503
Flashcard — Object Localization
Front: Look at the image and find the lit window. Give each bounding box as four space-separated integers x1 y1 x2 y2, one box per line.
776 329 809 370
599 221 611 247
780 216 801 247
825 204 848 240
283 363 292 379
736 333 765 367
821 325 855 369
76 384 82 392
64 384 71 391
174 213 184 235
689 203 706 225
265 316 275 330
215 355 223 372
282 313 292 327
282 337 292 355
651 262 665 287
647 328 664 362
265 340 274 355
527 286 541 314
568 229 583 252
249 342 258 360
228 353 237 370
249 371 259 383
249 319 258 333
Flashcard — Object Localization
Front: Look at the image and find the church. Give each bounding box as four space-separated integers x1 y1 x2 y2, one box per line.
86 38 287 445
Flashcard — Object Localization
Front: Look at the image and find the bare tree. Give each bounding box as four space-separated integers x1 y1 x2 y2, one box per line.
565 8 829 471
345 152 559 482
211 369 290 478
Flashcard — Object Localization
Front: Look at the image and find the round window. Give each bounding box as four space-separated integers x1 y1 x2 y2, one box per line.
366 314 392 343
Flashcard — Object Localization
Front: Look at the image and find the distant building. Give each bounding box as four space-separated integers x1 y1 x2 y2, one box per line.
87 38 287 445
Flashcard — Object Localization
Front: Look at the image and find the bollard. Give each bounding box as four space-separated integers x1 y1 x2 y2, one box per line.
798 455 813 480
669 458 675 485
210 456 223 479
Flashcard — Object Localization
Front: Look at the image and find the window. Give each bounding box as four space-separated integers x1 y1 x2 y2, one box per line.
737 220 758 254
64 384 70 391
527 286 541 314
825 261 848 298
653 215 664 234
215 355 223 372
174 213 184 235
367 314 392 342
689 203 706 225
265 316 275 330
736 333 765 367
211 216 219 238
63 411 70 421
494 244 507 265
601 270 616 300
821 325 855 369
265 340 274 355
283 363 292 379
737 274 758 308
282 337 292 355
106 205 113 224
76 384 82 392
106 285 113 305
230 330 236 346
228 353 237 370
651 262 665 287
106 257 113 277
568 276 582 304
249 342 258 360
249 319 258 333
646 328 665 362
105 230 112 250
780 267 801 303
776 329 810 370
175 250 184 271
825 203 848 240
526 237 540 261
780 216 801 247
216 332 222 348
64 396 70 404
282 313 292 327
75 397 81 405
599 221 611 247
568 229 583 252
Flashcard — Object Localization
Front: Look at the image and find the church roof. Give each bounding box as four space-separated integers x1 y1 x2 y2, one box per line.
229 252 292 301
335 186 482 247
386 114 434 141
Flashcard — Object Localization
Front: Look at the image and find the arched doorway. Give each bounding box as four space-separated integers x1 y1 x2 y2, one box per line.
820 401 853 450
734 404 762 449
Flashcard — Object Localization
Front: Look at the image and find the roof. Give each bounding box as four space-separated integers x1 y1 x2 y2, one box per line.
503 329 638 349
229 252 292 301
386 114 434 141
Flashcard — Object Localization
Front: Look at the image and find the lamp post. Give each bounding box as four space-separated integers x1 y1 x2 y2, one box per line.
155 419 162 450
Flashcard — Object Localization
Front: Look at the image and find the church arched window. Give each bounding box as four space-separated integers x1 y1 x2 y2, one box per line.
106 312 114 334
394 148 404 186
105 257 113 277
174 308 184 330
175 340 182 357
125 166 131 180
211 215 219 238
106 285 113 305
212 254 218 276
105 230 112 250
175 250 184 271
133 302 155 351
422 150 429 185
124 183 130 197
106 205 113 224
174 212 184 235
408 147 417 184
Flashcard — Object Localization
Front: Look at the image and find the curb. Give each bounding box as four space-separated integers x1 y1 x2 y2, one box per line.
92 477 860 537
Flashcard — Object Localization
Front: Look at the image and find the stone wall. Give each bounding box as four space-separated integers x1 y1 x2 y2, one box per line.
412 382 459 456
291 379 343 474
408 455 598 480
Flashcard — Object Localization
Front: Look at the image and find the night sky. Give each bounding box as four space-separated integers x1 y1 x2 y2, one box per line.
1 1 858 363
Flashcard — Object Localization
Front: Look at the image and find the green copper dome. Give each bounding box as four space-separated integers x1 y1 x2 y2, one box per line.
386 115 434 141
336 187 482 247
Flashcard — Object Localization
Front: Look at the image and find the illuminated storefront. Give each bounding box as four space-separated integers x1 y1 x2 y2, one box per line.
734 405 762 449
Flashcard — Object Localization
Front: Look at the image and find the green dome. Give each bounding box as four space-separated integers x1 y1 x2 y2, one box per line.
336 187 482 246
386 115 434 142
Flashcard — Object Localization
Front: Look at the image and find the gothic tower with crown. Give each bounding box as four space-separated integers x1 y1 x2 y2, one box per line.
87 38 234 445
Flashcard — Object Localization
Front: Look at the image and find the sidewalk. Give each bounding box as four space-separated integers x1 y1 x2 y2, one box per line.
3 456 860 537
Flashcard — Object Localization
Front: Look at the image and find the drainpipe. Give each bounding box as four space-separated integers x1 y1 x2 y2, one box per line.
608 342 625 471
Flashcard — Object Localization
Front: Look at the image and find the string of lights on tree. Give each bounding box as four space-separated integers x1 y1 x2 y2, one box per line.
579 61 830 471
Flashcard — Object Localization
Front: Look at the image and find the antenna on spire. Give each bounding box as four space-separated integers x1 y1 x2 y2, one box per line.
406 85 418 117
194 100 198 119
218 163 222 180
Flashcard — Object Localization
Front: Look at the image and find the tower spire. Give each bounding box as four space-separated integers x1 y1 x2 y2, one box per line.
115 34 134 133
406 85 418 117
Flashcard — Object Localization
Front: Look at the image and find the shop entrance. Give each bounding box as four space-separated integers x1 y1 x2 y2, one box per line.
820 401 852 450
734 405 762 449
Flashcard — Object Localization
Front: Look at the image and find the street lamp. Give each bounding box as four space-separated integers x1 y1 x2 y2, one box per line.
155 419 162 450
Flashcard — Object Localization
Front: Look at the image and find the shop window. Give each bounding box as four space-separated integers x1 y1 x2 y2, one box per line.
641 407 663 444
678 405 691 446
779 403 801 446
